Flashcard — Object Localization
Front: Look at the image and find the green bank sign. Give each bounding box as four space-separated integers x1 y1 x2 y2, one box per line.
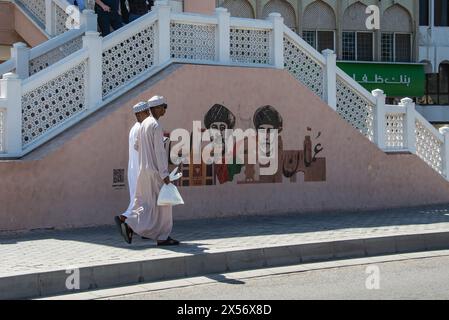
336 62 425 97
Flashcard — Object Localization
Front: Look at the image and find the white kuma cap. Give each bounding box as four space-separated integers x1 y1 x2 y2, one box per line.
148 95 167 108
132 101 150 114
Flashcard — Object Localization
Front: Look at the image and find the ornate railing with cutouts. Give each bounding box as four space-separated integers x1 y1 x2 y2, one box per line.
0 10 96 98
15 0 92 37
0 2 448 182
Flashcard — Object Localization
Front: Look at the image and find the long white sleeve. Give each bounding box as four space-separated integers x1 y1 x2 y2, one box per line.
153 124 169 180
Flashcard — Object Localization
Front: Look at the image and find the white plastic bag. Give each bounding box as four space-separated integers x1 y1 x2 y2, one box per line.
157 183 184 206
157 167 184 206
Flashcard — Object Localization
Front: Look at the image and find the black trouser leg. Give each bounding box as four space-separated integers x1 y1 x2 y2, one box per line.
97 12 112 36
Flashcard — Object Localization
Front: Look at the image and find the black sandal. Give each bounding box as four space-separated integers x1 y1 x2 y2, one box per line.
114 216 123 237
121 223 133 244
157 237 180 246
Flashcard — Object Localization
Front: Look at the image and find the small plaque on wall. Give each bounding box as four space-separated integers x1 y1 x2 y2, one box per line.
112 169 126 189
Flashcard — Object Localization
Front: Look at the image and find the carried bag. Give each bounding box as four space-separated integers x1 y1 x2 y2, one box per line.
157 167 184 206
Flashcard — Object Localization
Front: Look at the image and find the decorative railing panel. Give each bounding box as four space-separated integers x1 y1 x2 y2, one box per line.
336 77 375 141
16 0 46 26
55 3 70 36
22 60 87 146
29 36 83 76
230 28 272 65
415 119 444 175
385 113 406 150
170 22 216 61
102 22 157 97
283 35 323 98
0 109 4 153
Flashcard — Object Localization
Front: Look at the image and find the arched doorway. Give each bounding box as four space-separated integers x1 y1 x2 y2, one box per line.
262 0 297 32
381 5 413 62
302 0 336 53
342 2 373 61
221 0 255 18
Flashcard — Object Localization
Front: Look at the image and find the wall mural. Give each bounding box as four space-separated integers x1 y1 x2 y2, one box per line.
166 104 326 187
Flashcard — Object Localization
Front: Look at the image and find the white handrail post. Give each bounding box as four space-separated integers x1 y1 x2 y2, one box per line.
11 43 30 79
401 97 416 154
268 13 284 69
154 0 171 65
45 0 55 36
216 7 230 64
0 73 22 156
372 89 386 150
439 126 449 180
81 9 98 32
322 49 337 110
82 31 103 109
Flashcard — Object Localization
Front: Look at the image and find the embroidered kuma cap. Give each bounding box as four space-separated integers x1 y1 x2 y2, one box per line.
148 95 167 108
133 101 150 114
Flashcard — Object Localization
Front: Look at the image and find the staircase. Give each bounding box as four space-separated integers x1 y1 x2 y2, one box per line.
1 0 448 183
14 0 95 37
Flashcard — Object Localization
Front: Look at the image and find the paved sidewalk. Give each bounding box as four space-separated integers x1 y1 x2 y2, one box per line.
2 205 449 278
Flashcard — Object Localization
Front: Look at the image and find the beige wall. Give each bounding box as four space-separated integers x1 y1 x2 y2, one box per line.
0 45 11 61
185 0 215 14
1 64 449 232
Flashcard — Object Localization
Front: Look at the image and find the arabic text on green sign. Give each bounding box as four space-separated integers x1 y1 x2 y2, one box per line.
336 62 425 97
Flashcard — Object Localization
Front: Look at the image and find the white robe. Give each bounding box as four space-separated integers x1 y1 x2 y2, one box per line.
123 122 140 218
126 116 172 240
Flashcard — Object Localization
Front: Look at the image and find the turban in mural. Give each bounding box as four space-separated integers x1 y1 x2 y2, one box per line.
253 105 283 132
204 104 236 130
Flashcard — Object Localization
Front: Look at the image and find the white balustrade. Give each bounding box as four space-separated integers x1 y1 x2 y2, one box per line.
0 107 4 153
216 8 230 64
283 28 325 98
372 89 386 149
0 73 22 157
336 74 375 141
384 106 406 151
401 98 417 155
16 0 84 37
16 0 46 26
1 10 96 81
440 126 449 178
2 4 449 184
322 49 336 110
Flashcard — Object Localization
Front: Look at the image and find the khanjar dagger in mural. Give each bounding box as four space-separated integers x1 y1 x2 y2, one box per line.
167 104 326 187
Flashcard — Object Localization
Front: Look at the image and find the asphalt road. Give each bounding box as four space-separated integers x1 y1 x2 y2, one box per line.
107 255 449 300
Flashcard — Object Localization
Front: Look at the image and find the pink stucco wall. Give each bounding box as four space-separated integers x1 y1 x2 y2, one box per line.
183 0 215 15
1 64 449 232
13 4 48 47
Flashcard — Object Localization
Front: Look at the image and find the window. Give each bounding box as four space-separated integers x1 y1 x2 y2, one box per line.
342 31 373 61
420 0 430 26
420 63 449 105
381 33 394 62
317 31 335 52
440 63 449 105
435 0 449 27
342 32 356 60
381 33 412 62
303 30 335 52
303 31 316 49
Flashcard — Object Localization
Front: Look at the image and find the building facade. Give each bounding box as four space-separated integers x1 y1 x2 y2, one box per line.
417 0 449 123
216 0 419 63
